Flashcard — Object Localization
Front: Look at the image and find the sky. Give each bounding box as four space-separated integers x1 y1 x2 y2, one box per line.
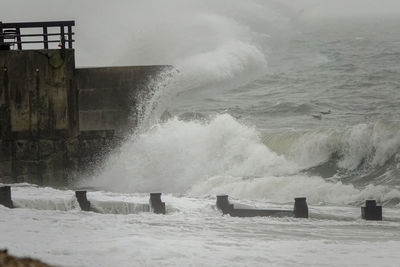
2 0 400 66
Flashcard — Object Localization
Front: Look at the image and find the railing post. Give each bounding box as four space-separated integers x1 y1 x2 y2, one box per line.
67 25 73 49
0 21 3 43
43 26 48 49
16 27 22 50
60 25 65 50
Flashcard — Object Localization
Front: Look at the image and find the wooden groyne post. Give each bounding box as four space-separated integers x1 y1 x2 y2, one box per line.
361 200 382 221
0 186 13 208
149 193 166 214
75 190 91 211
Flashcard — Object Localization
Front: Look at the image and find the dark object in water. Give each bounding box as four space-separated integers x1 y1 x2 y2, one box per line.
0 186 13 208
216 195 234 215
361 200 382 221
216 195 305 218
294 197 308 218
150 193 166 214
75 191 91 211
312 114 322 120
320 109 331 115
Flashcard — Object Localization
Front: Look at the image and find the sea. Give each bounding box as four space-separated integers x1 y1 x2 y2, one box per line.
1 1 400 266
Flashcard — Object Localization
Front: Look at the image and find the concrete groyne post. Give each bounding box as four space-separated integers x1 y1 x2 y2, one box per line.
0 186 13 208
149 193 166 214
216 195 233 215
361 200 382 221
294 197 308 218
75 191 91 211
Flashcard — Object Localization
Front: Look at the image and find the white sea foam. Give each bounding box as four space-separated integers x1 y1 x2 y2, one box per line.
86 114 298 193
83 114 400 205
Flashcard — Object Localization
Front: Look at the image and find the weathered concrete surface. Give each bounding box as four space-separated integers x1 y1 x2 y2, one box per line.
0 49 78 186
0 49 170 186
76 66 168 136
0 49 78 138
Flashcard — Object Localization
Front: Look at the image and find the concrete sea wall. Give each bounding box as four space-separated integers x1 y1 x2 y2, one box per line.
0 49 168 186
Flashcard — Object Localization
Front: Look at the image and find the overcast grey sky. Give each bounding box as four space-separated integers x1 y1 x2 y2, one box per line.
2 0 400 66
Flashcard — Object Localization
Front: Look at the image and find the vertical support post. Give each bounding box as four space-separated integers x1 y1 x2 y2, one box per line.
60 26 65 50
43 27 48 49
294 197 308 218
361 200 382 221
0 21 3 43
149 193 166 214
75 191 91 211
67 25 73 49
216 195 233 215
15 27 22 50
0 21 10 51
0 186 14 208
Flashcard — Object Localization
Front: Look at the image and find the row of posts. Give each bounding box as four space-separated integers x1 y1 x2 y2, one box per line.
0 186 166 215
0 186 383 220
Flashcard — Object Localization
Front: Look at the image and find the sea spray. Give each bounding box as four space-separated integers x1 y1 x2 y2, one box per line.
87 114 298 193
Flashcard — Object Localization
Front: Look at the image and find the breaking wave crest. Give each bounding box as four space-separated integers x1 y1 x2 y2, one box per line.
85 115 400 206
263 119 400 186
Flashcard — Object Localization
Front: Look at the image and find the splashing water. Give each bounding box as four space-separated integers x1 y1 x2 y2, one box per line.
79 1 400 206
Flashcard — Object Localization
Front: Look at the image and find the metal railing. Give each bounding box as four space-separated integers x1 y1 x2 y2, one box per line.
0 20 75 50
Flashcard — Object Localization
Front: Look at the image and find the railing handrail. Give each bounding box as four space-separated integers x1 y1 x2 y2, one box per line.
0 20 75 28
0 20 75 50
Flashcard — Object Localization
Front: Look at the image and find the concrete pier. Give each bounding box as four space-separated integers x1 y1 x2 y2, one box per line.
0 21 169 186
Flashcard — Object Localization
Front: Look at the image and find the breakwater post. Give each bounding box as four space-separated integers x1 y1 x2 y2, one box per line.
0 186 13 208
149 193 166 214
216 195 233 215
361 200 382 221
75 190 91 211
294 197 308 218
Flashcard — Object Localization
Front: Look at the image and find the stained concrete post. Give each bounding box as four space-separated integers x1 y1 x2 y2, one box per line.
216 195 233 215
361 200 382 221
0 186 13 208
294 197 308 218
75 190 91 211
149 193 165 214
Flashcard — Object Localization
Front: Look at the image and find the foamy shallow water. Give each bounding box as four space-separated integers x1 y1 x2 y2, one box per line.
1 185 400 266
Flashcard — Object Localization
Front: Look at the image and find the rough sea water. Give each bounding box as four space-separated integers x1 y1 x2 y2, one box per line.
2 1 400 266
